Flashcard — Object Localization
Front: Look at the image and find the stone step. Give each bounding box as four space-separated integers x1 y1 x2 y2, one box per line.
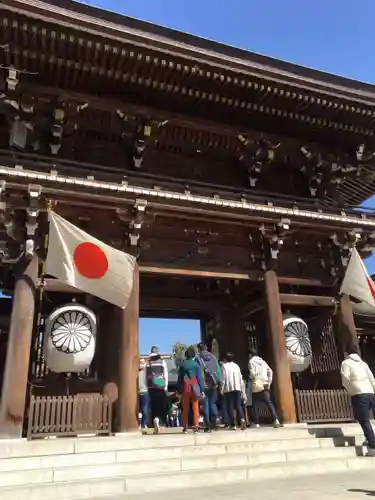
0 435 359 473
0 454 372 500
0 445 359 488
0 423 369 500
0 427 316 460
123 456 374 494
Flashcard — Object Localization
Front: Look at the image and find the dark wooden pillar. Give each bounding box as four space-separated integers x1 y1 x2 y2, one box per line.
337 294 359 354
228 315 248 370
117 264 139 432
0 255 38 438
264 269 296 423
215 314 231 361
98 303 119 405
214 312 248 369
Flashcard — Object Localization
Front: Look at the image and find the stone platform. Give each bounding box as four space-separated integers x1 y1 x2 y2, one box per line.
84 470 375 500
0 423 372 500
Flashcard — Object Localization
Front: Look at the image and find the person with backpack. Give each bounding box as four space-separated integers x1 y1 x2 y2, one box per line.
196 342 223 431
138 359 150 432
146 346 168 434
177 346 205 433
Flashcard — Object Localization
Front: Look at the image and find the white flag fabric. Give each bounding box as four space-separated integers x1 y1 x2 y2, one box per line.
340 247 375 308
45 212 136 308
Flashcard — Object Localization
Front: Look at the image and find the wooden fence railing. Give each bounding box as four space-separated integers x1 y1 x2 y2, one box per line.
295 389 354 423
26 393 112 439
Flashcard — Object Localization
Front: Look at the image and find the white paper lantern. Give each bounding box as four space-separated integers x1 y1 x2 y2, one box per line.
44 303 96 373
283 315 312 373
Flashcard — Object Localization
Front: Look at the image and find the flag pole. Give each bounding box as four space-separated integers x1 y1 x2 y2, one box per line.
335 242 360 355
35 200 52 340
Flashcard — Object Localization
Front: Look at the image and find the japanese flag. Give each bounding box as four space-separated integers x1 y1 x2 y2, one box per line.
340 247 375 308
45 212 136 308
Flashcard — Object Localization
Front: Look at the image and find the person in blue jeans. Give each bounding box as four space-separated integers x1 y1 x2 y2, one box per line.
341 343 375 456
196 342 223 432
138 360 149 431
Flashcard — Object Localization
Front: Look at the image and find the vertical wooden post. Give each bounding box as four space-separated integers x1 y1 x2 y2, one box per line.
337 294 359 354
98 303 119 406
117 264 139 432
0 254 38 438
264 269 296 423
215 314 231 360
224 314 248 370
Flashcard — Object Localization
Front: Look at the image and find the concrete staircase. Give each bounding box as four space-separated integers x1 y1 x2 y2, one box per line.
0 424 372 499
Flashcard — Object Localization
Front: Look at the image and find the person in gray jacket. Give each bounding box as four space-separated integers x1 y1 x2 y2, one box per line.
196 342 223 430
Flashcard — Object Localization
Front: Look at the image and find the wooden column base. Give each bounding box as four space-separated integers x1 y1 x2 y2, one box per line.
0 255 38 438
117 265 140 432
264 270 296 424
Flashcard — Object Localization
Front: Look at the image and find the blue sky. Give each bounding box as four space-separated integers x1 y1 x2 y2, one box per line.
139 318 201 354
82 0 375 351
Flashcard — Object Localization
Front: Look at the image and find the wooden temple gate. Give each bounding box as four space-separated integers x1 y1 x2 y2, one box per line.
0 0 374 438
22 281 356 437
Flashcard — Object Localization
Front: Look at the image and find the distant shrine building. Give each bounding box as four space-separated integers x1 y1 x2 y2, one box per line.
0 0 375 437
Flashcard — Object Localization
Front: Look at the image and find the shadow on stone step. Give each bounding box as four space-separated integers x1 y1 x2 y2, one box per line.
308 427 347 438
307 427 366 454
328 437 364 455
348 489 375 497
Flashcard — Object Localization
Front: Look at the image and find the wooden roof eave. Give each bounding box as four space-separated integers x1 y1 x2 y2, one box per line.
22 83 374 151
2 164 375 233
3 0 375 110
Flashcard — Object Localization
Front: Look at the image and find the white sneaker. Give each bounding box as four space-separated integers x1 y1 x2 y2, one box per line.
366 448 375 457
273 419 281 428
153 417 160 434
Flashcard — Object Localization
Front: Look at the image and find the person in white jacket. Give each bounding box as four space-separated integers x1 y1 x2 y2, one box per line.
222 352 247 430
341 344 375 456
248 348 280 428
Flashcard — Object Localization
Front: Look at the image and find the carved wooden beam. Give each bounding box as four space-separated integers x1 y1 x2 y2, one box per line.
259 218 290 271
116 198 150 257
25 183 42 256
39 268 334 296
328 229 361 278
279 293 335 307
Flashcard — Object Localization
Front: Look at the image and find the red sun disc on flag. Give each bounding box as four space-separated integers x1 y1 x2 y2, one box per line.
367 278 375 301
73 242 109 279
